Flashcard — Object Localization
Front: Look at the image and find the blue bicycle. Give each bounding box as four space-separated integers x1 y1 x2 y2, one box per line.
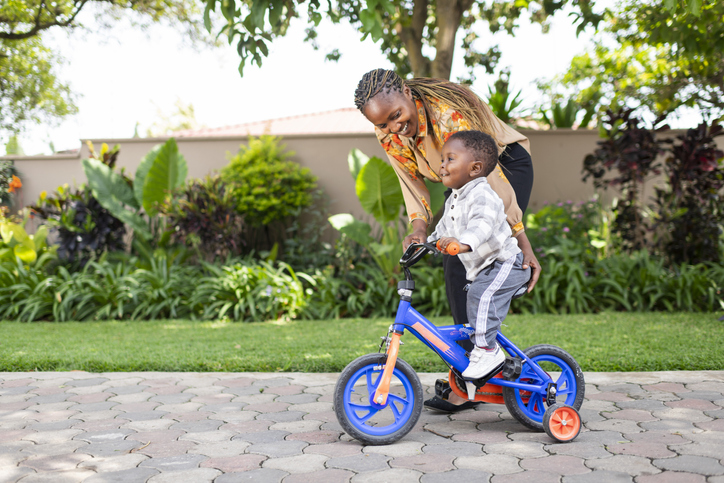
334 242 585 445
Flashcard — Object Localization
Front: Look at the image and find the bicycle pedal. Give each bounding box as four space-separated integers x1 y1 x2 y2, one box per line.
467 361 506 388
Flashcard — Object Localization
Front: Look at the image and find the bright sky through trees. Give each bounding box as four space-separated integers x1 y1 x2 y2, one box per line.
21 5 598 155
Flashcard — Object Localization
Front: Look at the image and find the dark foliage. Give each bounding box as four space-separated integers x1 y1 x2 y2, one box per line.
30 187 126 264
654 122 724 264
582 109 667 251
160 176 245 261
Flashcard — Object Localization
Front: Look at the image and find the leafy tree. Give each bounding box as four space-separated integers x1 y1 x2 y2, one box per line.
0 38 76 136
0 0 209 136
548 0 724 122
202 0 605 80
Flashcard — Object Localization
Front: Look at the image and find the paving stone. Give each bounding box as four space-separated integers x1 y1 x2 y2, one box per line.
288 402 333 414
163 411 215 422
545 441 611 459
200 454 268 472
391 453 456 473
223 386 266 396
208 410 259 423
622 432 689 444
327 453 390 472
252 378 293 388
74 429 136 444
0 452 28 466
0 429 36 443
520 454 589 475
179 430 235 443
483 441 548 458
105 385 150 395
455 454 521 474
18 441 89 455
0 466 35 482
63 377 110 387
26 419 82 431
149 393 195 404
188 440 251 457
286 430 341 444
695 419 724 431
257 411 306 423
22 429 83 444
247 441 309 457
123 419 176 432
404 429 456 445
639 420 698 432
669 442 724 459
274 394 319 404
221 420 272 433
138 454 207 471
643 383 689 394
585 419 644 433
603 409 658 422
243 402 290 413
587 393 634 403
680 430 724 445
113 402 161 412
68 392 112 404
153 402 204 413
615 400 669 411
214 468 288 483
233 430 289 443
119 411 165 421
265 385 307 396
606 442 676 458
262 453 329 474
350 468 423 483
137 441 197 458
78 453 149 472
421 468 492 483
363 441 424 457
19 453 92 471
586 455 661 476
303 441 364 457
76 440 143 457
562 470 633 482
11 469 97 482
652 455 724 475
27 393 72 404
666 399 719 411
83 467 160 483
678 391 724 401
283 468 355 483
490 470 561 483
149 385 190 396
453 431 511 444
652 408 712 423
169 420 222 432
146 468 221 483
423 420 478 437
636 473 707 483
127 430 185 444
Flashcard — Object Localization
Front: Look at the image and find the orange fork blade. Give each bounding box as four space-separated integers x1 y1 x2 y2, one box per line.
372 332 401 406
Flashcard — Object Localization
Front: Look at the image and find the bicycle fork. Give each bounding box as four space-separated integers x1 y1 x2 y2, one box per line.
372 330 403 406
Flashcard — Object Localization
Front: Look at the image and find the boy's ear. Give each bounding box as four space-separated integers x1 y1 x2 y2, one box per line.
469 161 484 177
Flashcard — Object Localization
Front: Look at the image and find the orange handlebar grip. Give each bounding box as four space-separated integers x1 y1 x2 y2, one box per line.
436 240 443 252
447 242 460 256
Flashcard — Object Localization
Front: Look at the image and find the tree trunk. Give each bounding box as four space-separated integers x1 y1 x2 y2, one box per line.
396 0 431 78
430 0 472 79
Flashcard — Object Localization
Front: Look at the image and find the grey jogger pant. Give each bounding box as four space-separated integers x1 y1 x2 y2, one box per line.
466 252 531 349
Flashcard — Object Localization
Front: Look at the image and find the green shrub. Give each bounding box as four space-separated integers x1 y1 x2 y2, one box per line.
190 260 314 321
222 135 317 227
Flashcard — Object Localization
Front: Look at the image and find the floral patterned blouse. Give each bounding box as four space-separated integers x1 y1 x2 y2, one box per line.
375 96 530 236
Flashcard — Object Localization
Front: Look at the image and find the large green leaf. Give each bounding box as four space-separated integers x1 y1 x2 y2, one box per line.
134 145 162 207
328 214 373 246
425 179 447 216
82 158 151 239
32 225 48 251
348 148 370 181
142 138 188 215
356 156 404 224
0 222 36 263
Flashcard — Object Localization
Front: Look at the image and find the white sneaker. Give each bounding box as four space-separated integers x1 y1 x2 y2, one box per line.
462 345 505 380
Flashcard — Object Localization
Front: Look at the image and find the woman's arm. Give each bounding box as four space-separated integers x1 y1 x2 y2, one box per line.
514 231 540 292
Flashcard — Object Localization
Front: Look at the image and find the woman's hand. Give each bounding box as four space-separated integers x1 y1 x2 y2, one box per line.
403 219 428 250
515 231 540 292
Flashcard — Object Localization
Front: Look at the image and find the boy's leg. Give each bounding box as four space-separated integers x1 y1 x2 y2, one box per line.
463 253 531 379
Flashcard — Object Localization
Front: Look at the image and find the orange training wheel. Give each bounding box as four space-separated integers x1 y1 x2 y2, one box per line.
543 404 582 443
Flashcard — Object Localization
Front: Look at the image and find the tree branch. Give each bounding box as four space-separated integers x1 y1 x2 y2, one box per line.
395 0 431 77
0 0 90 40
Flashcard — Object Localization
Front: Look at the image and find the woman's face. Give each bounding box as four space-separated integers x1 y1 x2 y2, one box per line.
362 85 419 138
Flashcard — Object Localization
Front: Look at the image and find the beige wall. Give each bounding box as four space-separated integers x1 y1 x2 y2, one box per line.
3 130 722 221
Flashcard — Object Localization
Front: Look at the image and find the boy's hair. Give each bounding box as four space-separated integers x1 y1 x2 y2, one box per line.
447 130 498 177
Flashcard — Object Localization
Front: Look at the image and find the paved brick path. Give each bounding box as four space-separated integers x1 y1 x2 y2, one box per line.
1 371 723 482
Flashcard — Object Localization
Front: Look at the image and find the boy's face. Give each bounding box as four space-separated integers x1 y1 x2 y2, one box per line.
440 138 480 190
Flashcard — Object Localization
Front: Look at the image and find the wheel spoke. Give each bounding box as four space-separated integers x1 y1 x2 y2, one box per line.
349 403 378 424
387 394 409 421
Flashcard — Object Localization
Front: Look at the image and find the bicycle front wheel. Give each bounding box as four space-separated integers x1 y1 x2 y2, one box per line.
334 353 422 445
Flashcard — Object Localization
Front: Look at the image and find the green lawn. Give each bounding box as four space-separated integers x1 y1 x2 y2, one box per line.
1 312 723 373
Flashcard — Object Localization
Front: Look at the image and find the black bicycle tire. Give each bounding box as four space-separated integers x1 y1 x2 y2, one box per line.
333 353 423 445
502 344 585 431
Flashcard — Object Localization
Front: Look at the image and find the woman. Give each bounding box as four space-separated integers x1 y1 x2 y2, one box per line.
354 68 540 411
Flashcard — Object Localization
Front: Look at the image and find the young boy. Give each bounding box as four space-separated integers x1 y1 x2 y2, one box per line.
429 130 531 380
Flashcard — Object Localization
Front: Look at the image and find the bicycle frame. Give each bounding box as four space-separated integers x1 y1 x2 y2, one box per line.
372 298 554 406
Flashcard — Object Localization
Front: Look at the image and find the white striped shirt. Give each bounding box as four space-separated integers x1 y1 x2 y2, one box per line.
428 177 520 281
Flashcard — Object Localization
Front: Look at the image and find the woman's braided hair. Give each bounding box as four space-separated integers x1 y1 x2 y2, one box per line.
354 68 501 148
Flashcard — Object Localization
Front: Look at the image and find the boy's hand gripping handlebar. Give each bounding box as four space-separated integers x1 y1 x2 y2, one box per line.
436 239 460 256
